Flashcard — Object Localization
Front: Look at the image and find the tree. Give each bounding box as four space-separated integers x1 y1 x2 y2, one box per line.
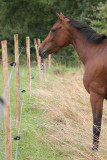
0 0 106 59
89 1 107 35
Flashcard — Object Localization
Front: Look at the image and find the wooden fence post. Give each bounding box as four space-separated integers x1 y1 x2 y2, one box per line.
14 34 20 129
1 40 12 160
34 38 41 85
38 38 40 46
37 39 41 64
48 55 51 68
43 59 47 81
26 37 31 96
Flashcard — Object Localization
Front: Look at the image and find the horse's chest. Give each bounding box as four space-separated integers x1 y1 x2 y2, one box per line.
83 73 90 93
83 67 107 96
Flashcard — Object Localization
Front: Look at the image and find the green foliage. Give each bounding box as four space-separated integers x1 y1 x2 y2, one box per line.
0 0 106 63
88 1 107 35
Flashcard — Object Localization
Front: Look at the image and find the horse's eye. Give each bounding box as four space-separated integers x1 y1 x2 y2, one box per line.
51 29 57 32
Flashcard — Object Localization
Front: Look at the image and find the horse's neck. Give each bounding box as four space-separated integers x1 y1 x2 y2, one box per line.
69 28 94 65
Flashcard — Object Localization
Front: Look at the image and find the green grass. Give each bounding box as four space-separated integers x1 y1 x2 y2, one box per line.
1 64 106 160
0 64 65 160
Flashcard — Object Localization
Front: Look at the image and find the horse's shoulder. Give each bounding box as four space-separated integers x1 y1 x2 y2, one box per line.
84 59 107 84
83 60 107 95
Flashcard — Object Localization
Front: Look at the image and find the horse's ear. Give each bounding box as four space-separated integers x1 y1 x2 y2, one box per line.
60 12 64 17
56 12 65 22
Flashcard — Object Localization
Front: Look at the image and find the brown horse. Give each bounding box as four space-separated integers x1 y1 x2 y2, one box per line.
39 13 107 150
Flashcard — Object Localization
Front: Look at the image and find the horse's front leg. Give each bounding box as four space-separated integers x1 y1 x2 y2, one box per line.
90 92 104 150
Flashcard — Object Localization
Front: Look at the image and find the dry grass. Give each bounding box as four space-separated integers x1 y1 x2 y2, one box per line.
33 67 107 160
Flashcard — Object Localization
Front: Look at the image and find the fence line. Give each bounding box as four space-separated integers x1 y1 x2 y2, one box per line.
2 47 24 99
0 36 25 160
1 40 12 160
0 99 5 160
34 38 42 87
15 90 26 160
52 55 79 58
26 37 31 96
0 35 76 160
14 34 21 129
48 55 51 68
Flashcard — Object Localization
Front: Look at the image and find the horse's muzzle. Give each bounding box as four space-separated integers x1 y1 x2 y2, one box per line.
39 48 48 59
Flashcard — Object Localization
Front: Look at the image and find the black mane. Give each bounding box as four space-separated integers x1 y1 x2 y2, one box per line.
66 17 107 43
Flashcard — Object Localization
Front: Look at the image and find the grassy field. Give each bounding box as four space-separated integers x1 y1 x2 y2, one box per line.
0 64 107 160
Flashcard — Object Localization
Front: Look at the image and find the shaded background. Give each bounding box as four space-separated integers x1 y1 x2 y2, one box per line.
0 0 106 63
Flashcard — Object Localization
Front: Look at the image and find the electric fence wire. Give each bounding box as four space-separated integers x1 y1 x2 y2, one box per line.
2 47 25 98
15 91 25 160
52 55 79 58
31 44 43 87
0 43 76 160
0 100 5 160
14 44 39 159
14 51 42 159
0 46 25 123
18 44 39 49
0 46 25 160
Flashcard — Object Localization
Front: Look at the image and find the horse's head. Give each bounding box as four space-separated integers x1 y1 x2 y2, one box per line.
39 13 70 58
